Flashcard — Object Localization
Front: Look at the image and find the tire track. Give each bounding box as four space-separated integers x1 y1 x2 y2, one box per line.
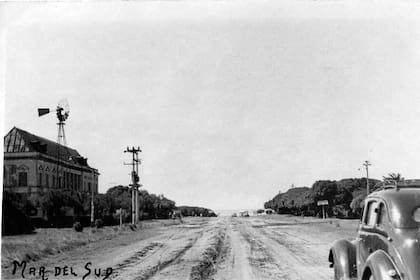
190 222 227 280
250 223 332 280
110 242 164 279
238 220 293 280
150 218 228 280
261 227 330 266
134 237 199 280
110 227 203 280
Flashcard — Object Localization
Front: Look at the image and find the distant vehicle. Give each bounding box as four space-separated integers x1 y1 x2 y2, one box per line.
256 209 265 215
232 213 237 217
240 211 250 217
172 210 183 220
264 208 274 215
328 181 420 280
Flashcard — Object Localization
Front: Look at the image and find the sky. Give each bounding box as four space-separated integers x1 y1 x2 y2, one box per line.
1 1 420 211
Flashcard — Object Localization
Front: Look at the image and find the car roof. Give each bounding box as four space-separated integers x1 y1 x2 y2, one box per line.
369 186 420 199
368 187 420 206
368 187 420 228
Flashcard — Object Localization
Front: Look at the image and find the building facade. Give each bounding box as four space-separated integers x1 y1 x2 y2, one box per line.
3 127 99 199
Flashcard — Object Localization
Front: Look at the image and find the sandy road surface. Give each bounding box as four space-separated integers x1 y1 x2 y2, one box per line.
214 217 358 280
2 216 358 280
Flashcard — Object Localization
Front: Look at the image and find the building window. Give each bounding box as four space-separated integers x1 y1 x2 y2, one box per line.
75 174 79 191
66 172 69 189
52 175 56 187
38 173 43 186
45 174 49 187
18 172 27 187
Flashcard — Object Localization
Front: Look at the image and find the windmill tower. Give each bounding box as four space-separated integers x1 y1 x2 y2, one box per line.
38 99 70 146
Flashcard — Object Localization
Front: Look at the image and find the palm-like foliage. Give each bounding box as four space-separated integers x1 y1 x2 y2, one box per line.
383 173 404 182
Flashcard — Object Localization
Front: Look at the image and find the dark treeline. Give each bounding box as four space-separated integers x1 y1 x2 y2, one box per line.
95 185 176 223
3 185 216 234
176 206 217 217
264 178 382 218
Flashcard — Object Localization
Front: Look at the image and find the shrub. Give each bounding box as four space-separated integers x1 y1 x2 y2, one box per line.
2 191 35 235
94 219 104 228
73 222 83 232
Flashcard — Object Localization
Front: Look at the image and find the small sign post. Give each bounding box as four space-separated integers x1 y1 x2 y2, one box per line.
317 200 329 219
116 208 123 228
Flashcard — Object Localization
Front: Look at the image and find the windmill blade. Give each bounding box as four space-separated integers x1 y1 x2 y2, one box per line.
57 99 70 121
38 108 50 117
57 99 70 114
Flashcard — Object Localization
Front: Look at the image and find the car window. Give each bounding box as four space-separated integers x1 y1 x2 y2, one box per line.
363 201 372 224
364 200 378 227
414 207 420 222
377 203 388 227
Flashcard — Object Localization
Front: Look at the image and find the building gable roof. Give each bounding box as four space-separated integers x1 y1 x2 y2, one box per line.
4 127 89 167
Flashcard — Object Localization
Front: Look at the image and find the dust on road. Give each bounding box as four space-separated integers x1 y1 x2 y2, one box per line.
2 216 358 280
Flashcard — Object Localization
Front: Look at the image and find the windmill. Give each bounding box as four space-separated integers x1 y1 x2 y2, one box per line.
38 99 70 146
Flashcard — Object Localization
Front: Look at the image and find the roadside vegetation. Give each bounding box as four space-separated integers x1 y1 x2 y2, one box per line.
2 192 35 235
177 206 217 217
264 174 403 218
2 185 216 235
264 178 379 218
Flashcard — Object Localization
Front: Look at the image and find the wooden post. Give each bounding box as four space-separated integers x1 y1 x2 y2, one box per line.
120 207 123 228
91 170 95 226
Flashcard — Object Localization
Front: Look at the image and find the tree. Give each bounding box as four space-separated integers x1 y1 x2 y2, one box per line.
39 190 84 220
350 192 366 217
94 193 114 217
264 177 382 218
383 173 404 182
311 180 338 202
106 185 132 210
100 186 177 220
2 191 35 235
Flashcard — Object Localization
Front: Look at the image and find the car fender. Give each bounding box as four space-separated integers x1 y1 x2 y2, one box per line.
329 239 357 279
363 250 400 280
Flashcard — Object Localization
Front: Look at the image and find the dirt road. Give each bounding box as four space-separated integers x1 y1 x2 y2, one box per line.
2 216 358 280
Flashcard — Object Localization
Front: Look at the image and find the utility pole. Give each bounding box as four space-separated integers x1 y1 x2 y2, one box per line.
363 160 372 194
124 146 141 225
135 152 140 224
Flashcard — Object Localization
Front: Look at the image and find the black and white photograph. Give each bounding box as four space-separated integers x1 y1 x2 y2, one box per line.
1 1 420 280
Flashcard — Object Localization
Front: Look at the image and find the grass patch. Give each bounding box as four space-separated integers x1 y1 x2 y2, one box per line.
1 225 138 269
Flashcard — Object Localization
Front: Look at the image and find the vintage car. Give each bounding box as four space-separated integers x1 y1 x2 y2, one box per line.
328 182 420 280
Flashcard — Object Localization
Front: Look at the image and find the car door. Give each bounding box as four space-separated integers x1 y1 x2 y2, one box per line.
358 199 378 277
372 201 391 254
